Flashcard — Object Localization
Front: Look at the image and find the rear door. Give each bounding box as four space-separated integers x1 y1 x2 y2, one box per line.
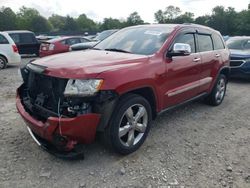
163 31 202 107
196 32 222 93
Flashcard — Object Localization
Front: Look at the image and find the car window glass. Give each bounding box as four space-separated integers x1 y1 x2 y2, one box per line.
80 38 89 43
60 40 66 45
95 26 174 55
174 33 196 53
0 34 9 44
19 33 36 44
243 40 250 50
198 34 213 52
213 34 225 50
9 33 20 43
67 38 81 45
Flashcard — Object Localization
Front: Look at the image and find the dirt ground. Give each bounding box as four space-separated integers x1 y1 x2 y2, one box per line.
0 58 250 188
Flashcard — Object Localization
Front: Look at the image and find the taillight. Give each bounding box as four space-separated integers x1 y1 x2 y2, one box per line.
12 45 18 53
49 44 55 51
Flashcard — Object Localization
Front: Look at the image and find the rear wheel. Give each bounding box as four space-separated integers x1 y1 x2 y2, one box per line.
104 94 152 155
205 74 227 106
0 56 7 69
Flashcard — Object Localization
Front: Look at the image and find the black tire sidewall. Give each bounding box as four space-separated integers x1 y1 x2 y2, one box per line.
108 94 152 155
0 56 7 69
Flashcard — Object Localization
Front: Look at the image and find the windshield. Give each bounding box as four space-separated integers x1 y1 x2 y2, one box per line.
95 30 117 41
95 25 175 55
226 38 250 50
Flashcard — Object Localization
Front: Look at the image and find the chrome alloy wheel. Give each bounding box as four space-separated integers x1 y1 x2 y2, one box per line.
215 77 226 104
118 104 148 147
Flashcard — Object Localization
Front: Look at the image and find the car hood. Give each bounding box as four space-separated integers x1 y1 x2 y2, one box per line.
230 49 250 58
32 50 148 78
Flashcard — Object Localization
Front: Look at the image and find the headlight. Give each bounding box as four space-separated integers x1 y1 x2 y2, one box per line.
64 79 103 97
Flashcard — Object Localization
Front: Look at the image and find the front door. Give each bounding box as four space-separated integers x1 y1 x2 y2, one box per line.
163 33 201 108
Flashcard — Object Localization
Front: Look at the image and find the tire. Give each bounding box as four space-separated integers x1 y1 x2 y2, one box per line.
0 56 7 69
103 94 152 155
205 74 227 106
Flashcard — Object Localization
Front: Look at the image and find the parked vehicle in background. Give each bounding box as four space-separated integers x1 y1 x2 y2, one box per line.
6 30 40 56
226 36 250 79
39 36 91 57
17 24 230 157
0 32 21 69
70 29 118 51
36 35 60 43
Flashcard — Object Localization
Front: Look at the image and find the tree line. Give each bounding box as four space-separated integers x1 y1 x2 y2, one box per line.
0 5 249 35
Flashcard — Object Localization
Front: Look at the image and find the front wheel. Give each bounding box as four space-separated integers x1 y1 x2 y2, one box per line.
104 94 152 155
205 74 227 106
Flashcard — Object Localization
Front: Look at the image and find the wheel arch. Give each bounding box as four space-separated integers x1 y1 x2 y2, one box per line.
0 54 8 63
121 87 158 120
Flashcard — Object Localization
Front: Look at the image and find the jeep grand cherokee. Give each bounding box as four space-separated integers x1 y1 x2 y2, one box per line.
17 24 230 157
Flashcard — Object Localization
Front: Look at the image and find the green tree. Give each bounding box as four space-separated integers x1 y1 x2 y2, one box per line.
154 10 166 23
195 15 210 26
48 14 66 31
63 16 78 31
175 12 194 23
101 18 125 30
31 16 52 32
76 14 97 32
16 6 40 30
126 12 144 26
164 6 181 20
154 6 181 23
0 7 17 30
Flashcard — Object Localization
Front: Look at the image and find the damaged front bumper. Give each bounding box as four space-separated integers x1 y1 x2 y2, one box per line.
16 87 101 158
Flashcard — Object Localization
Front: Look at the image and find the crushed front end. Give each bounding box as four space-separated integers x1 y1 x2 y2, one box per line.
16 63 117 158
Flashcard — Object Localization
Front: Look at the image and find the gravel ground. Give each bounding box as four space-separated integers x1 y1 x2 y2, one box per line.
0 58 250 188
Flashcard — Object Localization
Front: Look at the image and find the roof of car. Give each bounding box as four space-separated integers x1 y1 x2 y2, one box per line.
129 24 219 33
46 36 88 43
4 30 35 34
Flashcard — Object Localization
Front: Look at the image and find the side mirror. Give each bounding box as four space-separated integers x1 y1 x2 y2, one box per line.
168 43 191 57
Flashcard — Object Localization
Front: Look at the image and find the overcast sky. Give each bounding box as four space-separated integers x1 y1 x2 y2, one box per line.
1 0 249 23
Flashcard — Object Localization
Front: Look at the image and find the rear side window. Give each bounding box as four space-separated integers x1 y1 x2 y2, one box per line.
66 38 81 45
174 33 196 53
9 33 20 43
0 34 9 44
9 33 37 44
197 34 213 52
80 38 90 43
213 34 225 50
20 33 37 44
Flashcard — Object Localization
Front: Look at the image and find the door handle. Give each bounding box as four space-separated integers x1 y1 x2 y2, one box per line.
215 54 221 58
193 58 201 62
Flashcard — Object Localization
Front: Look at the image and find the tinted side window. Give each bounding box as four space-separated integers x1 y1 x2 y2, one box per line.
9 33 20 43
175 33 196 53
80 38 89 43
20 33 36 44
67 38 81 45
243 40 250 50
213 34 225 50
197 34 213 52
0 34 9 44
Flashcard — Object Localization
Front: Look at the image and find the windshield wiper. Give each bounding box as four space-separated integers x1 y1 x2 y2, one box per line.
104 48 131 53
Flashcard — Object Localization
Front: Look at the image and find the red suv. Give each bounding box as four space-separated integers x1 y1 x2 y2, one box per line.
17 24 230 157
39 36 91 57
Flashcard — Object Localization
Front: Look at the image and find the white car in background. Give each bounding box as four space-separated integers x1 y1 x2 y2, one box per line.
0 32 21 69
